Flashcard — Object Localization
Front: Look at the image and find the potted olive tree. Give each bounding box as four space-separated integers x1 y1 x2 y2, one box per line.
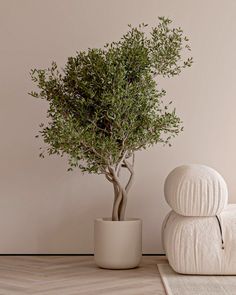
30 17 192 269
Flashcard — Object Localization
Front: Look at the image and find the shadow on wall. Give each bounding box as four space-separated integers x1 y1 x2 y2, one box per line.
35 171 112 254
0 139 112 253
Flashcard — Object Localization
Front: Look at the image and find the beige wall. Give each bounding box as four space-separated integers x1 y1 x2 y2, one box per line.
1 0 236 253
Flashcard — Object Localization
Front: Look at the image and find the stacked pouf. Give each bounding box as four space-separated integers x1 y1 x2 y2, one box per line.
162 164 236 274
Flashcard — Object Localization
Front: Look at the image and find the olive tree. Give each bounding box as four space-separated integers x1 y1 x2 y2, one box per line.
29 17 193 221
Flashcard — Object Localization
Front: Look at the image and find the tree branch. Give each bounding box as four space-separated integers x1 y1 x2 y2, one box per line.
80 140 110 166
124 153 135 193
115 150 127 176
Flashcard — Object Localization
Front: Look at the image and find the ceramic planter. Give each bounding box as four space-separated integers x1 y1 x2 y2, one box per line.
94 218 142 269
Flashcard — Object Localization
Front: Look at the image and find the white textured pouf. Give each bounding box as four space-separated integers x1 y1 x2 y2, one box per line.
164 165 228 216
162 164 236 275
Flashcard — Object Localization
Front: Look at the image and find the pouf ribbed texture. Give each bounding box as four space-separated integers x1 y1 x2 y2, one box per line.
164 164 228 216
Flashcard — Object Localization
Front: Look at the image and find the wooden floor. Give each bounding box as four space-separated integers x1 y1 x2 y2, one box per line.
0 256 167 294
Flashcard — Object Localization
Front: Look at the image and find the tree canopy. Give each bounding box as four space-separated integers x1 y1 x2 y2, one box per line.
30 17 192 176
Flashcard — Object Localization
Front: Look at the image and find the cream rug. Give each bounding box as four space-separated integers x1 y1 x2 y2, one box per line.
157 264 236 295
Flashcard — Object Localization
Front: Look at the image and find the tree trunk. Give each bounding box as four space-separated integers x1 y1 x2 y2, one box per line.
112 182 123 221
106 153 135 221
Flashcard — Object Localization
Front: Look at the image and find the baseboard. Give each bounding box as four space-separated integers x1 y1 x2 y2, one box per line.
0 253 165 256
142 254 165 256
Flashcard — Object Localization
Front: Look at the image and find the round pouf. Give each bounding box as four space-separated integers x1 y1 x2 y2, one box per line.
164 164 228 216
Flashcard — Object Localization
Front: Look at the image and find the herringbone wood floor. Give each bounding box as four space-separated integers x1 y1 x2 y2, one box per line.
0 256 167 295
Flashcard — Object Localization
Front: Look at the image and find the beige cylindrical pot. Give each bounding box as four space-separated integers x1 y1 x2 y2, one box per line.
94 218 142 269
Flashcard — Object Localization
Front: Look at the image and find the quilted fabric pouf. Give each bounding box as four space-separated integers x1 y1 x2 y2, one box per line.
162 164 236 274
